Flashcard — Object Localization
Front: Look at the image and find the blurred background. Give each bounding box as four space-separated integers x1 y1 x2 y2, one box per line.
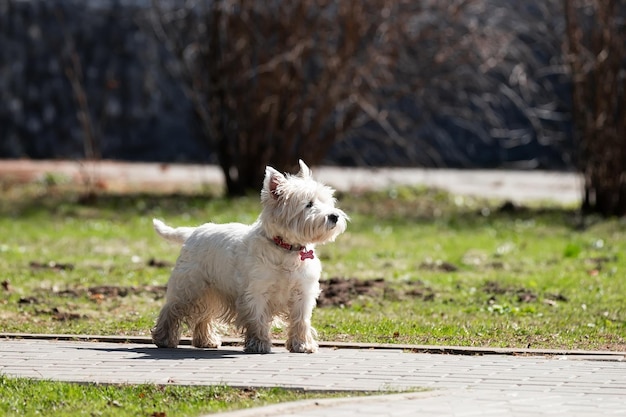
0 0 624 213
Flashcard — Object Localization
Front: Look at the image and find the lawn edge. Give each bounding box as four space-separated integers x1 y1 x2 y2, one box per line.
206 391 438 417
2 332 624 358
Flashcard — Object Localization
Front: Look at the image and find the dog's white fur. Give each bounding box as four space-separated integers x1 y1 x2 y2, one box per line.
151 160 347 353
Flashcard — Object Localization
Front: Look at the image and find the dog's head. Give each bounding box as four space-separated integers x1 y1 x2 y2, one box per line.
260 160 348 246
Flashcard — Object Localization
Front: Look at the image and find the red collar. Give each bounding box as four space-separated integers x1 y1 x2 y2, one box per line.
272 236 314 261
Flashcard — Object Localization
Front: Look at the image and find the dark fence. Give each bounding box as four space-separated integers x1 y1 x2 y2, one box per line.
0 0 574 169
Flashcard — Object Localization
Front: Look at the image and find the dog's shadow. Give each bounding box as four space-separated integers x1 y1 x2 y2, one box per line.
78 345 251 360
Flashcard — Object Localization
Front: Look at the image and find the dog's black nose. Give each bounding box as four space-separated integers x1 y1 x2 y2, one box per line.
328 214 339 224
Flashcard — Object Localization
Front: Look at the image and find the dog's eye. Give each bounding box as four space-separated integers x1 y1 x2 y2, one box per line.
306 201 314 208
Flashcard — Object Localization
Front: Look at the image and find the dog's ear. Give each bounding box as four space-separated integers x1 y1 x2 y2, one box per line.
264 166 285 200
298 159 312 178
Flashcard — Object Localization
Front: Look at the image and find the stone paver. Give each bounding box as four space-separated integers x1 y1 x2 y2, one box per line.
1 338 625 416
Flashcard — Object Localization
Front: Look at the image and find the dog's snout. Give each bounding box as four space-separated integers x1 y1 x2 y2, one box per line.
328 214 339 224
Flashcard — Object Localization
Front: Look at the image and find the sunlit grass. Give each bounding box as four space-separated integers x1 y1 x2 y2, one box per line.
0 375 365 417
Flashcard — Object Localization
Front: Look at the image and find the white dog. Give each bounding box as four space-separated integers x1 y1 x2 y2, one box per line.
151 160 347 353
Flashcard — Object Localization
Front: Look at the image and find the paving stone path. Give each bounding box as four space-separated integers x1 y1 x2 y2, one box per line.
1 338 624 416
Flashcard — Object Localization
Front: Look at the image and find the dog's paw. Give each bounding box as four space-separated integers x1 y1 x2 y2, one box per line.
286 339 318 353
153 339 178 349
244 338 272 354
152 331 180 348
192 339 221 349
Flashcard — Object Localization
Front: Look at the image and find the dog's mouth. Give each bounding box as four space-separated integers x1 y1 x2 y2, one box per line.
311 213 346 243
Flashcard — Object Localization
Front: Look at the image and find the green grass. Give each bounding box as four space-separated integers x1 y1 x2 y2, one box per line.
0 375 361 417
1 180 625 351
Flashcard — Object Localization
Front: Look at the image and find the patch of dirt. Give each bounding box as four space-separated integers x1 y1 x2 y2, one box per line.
18 296 39 305
485 261 507 270
48 307 84 321
482 280 510 295
29 260 75 271
419 259 459 272
482 280 567 305
405 280 436 301
318 277 436 307
28 307 85 321
29 259 171 272
318 277 386 307
546 292 568 302
54 285 167 300
20 287 166 320
516 290 538 303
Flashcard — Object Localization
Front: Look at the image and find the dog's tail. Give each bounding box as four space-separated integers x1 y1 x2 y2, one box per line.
152 219 195 244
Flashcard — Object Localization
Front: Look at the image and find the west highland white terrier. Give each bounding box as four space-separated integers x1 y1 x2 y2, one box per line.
151 160 347 353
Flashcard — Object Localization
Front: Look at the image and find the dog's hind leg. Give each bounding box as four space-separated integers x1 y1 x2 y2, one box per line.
151 302 183 348
188 291 223 348
191 319 221 348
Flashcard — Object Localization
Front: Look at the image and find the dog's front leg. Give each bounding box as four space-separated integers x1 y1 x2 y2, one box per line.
286 288 319 353
243 325 273 354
